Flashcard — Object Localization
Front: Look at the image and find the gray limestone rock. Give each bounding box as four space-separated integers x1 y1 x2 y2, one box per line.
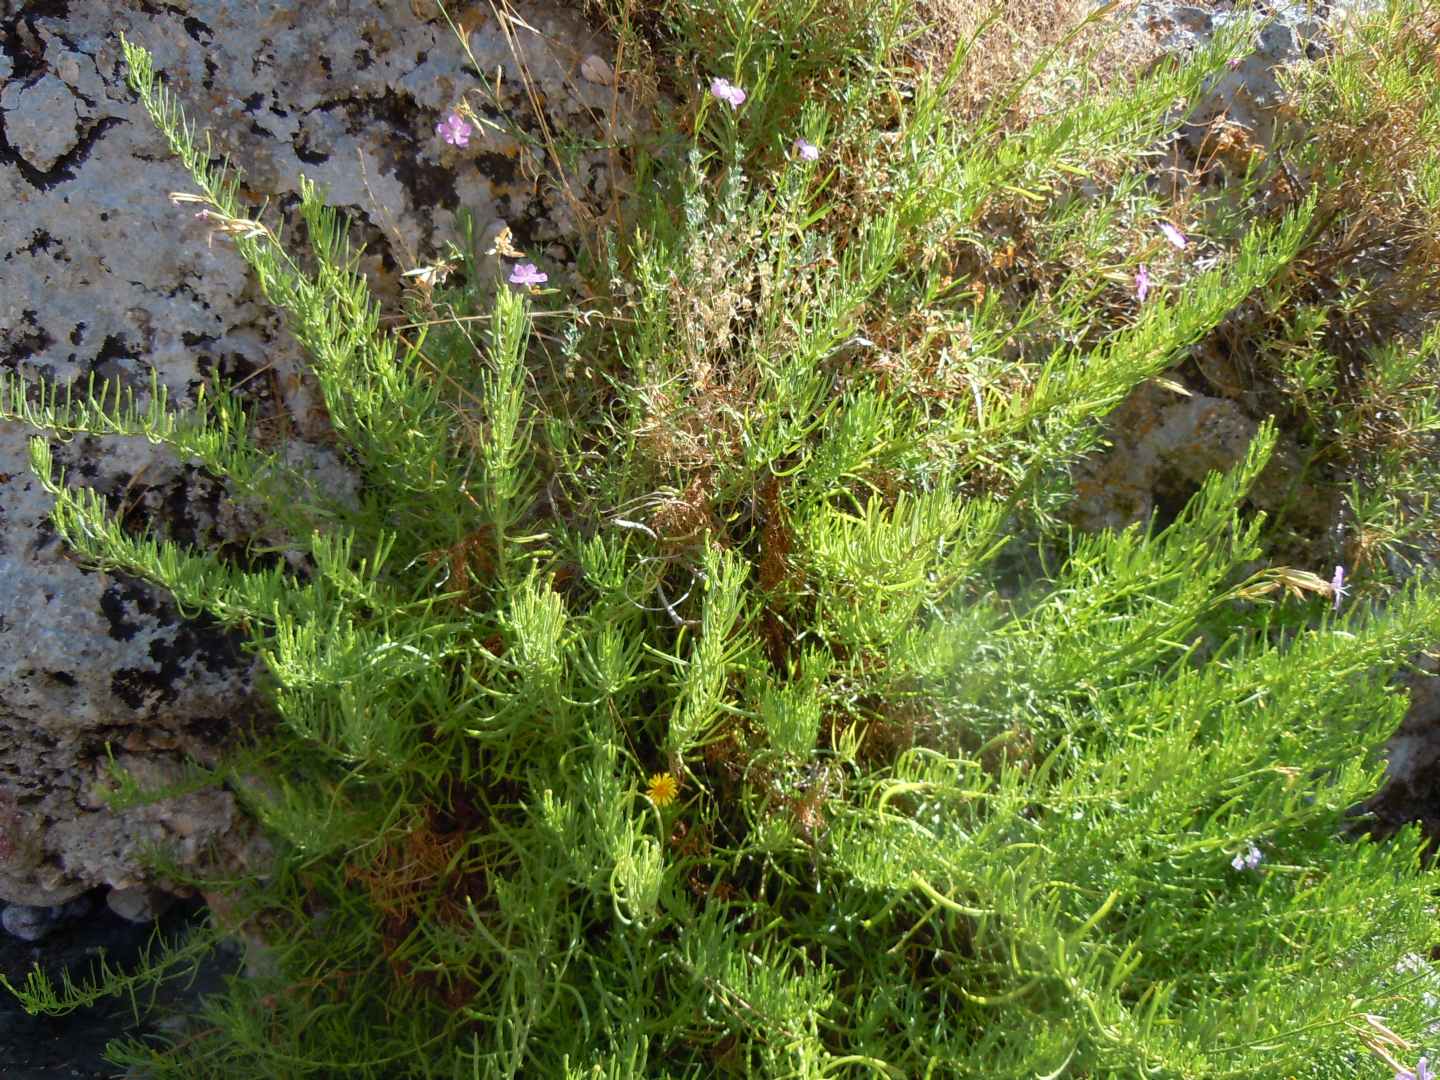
1 73 84 173
1 894 90 942
105 884 177 924
2 903 59 942
1066 381 1331 537
1132 1 1337 167
0 1 632 906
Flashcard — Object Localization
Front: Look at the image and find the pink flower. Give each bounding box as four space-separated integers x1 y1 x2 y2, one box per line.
1158 222 1188 250
1135 263 1150 303
508 262 548 287
792 137 820 162
436 111 472 147
710 77 746 109
1228 58 1244 70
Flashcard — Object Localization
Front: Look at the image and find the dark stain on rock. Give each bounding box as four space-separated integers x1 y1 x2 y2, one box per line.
3 309 55 363
98 583 146 643
182 336 225 385
112 610 250 713
160 279 208 307
153 614 248 678
274 189 304 219
70 434 102 480
0 7 69 83
174 472 220 542
12 2 74 25
30 517 59 555
251 47 275 79
23 229 59 256
111 667 167 710
155 468 254 564
467 149 517 189
47 671 77 687
355 89 460 208
201 348 262 395
132 1 185 19
182 16 213 46
293 133 329 166
344 215 399 275
93 332 136 367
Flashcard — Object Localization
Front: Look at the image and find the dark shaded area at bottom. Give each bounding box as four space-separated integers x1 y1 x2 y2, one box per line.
0 894 238 1079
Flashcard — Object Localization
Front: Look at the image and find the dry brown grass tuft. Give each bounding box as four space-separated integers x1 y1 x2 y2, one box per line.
904 0 1165 120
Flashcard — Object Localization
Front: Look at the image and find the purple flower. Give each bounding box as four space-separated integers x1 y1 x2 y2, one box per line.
1228 58 1244 70
1231 844 1263 871
710 77 747 109
508 262 548 287
436 112 472 148
1331 564 1349 613
793 137 820 162
1158 222 1188 250
1135 263 1150 303
1397 1057 1433 1080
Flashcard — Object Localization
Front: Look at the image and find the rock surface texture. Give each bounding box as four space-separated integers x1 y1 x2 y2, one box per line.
0 0 623 910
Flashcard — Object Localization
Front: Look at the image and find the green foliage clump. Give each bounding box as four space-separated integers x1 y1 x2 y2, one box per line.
3 2 1440 1077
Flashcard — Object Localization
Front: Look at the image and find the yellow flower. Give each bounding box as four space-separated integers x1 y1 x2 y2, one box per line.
646 772 680 808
